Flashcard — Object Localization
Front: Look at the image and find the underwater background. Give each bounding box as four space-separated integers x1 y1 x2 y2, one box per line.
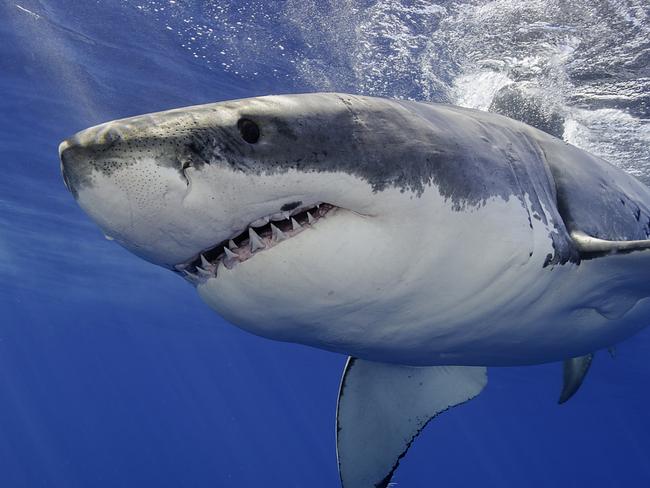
2 1 650 486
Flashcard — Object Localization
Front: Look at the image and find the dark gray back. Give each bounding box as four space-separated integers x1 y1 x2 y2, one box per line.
399 99 650 254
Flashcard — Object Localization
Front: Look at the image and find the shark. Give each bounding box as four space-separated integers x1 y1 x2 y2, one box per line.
59 93 650 488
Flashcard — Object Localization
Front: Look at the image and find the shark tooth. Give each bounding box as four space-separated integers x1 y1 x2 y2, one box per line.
291 217 302 231
307 212 315 224
200 254 212 269
249 227 266 252
223 247 240 268
222 248 239 269
271 223 286 242
228 239 237 250
182 270 199 283
196 266 213 277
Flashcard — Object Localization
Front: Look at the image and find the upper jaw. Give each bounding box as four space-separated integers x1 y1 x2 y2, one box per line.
175 202 336 283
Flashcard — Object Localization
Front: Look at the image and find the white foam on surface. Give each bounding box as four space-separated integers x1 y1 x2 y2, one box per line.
125 0 650 180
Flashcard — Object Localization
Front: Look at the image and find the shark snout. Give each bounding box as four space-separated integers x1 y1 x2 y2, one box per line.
57 118 211 268
59 140 73 192
59 136 85 197
58 124 128 197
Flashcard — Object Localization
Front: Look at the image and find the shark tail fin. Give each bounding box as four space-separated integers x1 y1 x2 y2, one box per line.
336 358 487 488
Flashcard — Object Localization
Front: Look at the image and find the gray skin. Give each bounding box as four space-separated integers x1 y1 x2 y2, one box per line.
60 93 650 270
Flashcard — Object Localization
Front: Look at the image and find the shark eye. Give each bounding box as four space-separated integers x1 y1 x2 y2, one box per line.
237 119 260 144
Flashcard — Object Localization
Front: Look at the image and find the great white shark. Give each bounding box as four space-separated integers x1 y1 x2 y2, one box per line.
59 93 650 487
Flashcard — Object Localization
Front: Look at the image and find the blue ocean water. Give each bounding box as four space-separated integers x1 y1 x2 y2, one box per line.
2 1 650 487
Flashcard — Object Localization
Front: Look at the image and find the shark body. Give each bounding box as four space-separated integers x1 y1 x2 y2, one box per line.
60 93 650 487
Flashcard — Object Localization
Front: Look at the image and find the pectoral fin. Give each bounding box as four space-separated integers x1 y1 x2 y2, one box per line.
336 358 487 488
558 353 594 404
571 230 650 254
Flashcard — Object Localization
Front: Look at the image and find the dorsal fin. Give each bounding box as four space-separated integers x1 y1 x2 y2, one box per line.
336 358 487 488
571 230 650 254
558 353 593 404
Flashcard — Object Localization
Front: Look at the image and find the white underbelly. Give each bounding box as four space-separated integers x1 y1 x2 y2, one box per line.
357 250 650 366
198 184 650 367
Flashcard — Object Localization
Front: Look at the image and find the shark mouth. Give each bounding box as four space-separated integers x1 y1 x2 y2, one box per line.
176 203 335 283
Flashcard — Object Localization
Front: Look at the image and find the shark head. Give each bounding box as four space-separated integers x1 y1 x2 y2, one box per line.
59 93 452 351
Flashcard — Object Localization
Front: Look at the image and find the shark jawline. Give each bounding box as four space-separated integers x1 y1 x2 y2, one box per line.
175 202 336 281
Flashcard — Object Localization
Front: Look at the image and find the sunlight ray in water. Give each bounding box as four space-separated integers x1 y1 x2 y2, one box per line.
8 3 101 120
